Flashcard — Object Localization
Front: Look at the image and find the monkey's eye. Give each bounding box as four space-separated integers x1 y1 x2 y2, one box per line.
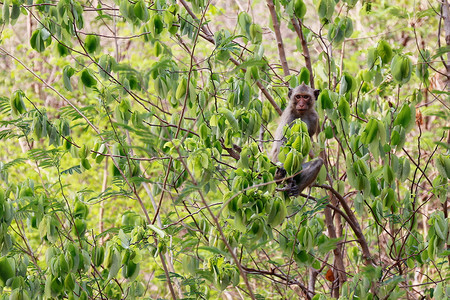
295 95 301 99
303 95 310 100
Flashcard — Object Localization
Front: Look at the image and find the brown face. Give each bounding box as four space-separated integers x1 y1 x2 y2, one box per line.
294 93 312 112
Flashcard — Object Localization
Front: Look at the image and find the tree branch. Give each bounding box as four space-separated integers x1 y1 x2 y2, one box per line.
178 4 284 116
291 17 314 88
267 0 290 76
442 0 450 84
179 0 214 42
315 184 374 265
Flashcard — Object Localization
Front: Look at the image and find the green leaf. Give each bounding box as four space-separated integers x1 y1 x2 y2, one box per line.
41 28 51 40
393 103 411 128
56 42 70 57
150 14 164 36
0 256 15 287
30 30 45 52
10 90 27 116
175 77 187 100
73 219 87 236
148 224 165 238
2 0 10 25
249 23 262 44
295 250 308 263
431 45 450 59
318 90 334 110
80 158 91 171
293 0 307 19
63 66 75 91
234 209 247 232
238 12 252 38
391 54 412 85
435 154 450 179
318 0 335 22
10 4 20 24
339 73 356 95
299 67 310 85
84 34 100 54
398 158 410 181
107 250 121 280
317 237 339 254
329 17 353 44
390 129 400 145
376 40 393 64
232 58 266 73
80 69 97 88
64 273 75 291
381 188 396 208
134 0 149 22
50 277 64 295
337 97 350 121
416 49 430 84
361 119 378 144
154 40 163 56
198 246 229 256
93 246 105 267
182 255 199 275
118 229 131 249
98 54 115 80
383 164 395 185
218 107 238 130
123 260 140 280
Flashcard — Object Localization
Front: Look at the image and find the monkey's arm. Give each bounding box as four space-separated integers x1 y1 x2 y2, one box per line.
290 158 323 196
275 159 324 196
270 110 292 162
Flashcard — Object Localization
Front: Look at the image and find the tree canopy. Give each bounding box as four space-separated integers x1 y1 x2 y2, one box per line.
0 0 449 299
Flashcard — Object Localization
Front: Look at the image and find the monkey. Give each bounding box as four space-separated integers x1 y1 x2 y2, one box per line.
270 83 320 162
270 83 323 196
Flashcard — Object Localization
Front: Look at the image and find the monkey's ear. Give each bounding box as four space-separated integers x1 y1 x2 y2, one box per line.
314 89 320 99
288 88 293 98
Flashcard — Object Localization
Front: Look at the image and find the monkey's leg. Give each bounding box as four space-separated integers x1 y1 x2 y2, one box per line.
288 158 324 197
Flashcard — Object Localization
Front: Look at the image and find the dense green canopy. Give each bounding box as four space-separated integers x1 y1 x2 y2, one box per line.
0 0 448 299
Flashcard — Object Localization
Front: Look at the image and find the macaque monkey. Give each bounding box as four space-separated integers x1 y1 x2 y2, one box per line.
270 83 322 196
271 83 320 161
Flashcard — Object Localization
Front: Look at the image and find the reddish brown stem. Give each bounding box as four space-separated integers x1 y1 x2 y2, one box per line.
316 183 373 265
291 17 314 88
267 0 290 76
323 203 346 297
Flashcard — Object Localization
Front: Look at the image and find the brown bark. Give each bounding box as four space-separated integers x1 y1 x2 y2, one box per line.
291 17 315 88
267 0 290 76
318 184 373 265
324 199 347 298
443 0 450 82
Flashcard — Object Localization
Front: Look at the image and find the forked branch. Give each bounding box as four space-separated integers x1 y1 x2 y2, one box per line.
267 0 290 76
291 17 315 88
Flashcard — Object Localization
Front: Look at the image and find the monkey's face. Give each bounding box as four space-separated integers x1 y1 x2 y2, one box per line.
288 84 319 115
293 93 313 113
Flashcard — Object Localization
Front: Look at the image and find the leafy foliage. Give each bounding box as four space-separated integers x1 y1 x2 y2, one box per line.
0 0 448 299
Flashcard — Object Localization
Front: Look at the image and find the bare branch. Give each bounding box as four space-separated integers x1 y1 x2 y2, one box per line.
291 17 314 88
266 0 290 77
442 0 450 85
315 183 374 265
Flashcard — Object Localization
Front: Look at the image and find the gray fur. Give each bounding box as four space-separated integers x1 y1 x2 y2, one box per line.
271 84 319 161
